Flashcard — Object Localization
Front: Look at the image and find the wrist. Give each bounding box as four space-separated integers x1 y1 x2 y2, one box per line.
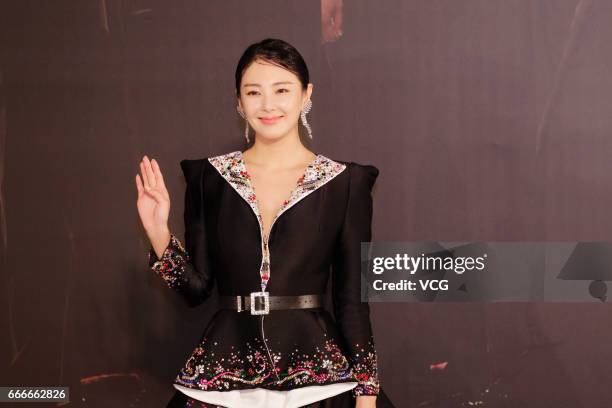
355 395 377 408
146 225 171 241
147 227 172 260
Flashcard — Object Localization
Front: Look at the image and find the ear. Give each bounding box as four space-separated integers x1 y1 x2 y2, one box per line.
237 96 243 111
303 83 314 107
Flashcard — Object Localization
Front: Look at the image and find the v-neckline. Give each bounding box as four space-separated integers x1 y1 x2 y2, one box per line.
207 150 347 292
238 150 320 239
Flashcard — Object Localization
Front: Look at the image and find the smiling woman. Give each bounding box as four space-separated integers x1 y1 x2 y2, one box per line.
235 41 314 145
137 38 394 408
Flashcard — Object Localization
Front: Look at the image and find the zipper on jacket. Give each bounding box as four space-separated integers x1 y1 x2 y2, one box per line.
255 177 317 384
259 230 280 382
260 314 280 382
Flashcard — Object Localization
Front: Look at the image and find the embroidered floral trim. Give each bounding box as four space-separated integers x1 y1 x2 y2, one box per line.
208 151 346 292
276 336 353 387
176 337 275 389
149 234 190 290
350 337 380 396
174 334 356 391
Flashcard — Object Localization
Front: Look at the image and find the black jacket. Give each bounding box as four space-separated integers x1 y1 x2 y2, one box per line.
148 150 380 397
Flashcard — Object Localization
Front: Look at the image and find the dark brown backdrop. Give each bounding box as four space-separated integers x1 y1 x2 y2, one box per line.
2 1 612 407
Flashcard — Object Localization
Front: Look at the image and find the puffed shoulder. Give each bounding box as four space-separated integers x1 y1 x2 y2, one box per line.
179 158 206 183
348 161 380 191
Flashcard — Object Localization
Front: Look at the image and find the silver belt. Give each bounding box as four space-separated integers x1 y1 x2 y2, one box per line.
219 292 324 315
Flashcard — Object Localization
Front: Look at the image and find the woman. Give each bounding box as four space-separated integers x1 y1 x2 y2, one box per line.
136 39 392 408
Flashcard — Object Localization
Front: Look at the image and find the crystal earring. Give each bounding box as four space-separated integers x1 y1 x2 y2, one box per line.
301 99 313 139
237 106 250 144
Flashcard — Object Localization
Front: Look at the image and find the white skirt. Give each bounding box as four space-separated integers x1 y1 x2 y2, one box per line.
174 381 358 408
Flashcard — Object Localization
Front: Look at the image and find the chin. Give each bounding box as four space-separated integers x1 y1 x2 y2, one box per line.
252 128 290 141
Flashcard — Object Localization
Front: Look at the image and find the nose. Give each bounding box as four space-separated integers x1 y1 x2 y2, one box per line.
261 93 273 111
261 89 282 112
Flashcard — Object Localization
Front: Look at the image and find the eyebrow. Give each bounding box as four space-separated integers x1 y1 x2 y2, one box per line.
242 81 294 88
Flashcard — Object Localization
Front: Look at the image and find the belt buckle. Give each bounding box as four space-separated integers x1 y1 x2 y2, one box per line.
250 291 270 315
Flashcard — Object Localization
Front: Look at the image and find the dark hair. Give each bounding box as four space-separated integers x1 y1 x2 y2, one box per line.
235 38 310 96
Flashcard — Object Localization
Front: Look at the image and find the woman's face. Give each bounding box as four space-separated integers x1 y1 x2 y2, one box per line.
238 59 313 142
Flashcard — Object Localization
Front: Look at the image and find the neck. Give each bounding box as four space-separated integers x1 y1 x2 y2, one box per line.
244 129 315 170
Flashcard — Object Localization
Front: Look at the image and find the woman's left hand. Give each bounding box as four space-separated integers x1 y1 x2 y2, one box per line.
355 395 376 408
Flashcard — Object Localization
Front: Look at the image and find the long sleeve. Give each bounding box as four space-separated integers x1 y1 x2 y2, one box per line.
147 159 215 308
331 162 381 397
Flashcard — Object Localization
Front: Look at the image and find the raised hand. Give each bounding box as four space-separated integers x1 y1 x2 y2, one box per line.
135 155 171 248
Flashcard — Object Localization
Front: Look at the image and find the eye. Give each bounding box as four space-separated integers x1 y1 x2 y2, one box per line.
277 88 289 93
246 91 259 96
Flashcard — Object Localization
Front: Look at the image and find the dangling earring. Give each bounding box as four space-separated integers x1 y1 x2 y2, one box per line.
301 99 313 139
237 106 250 144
